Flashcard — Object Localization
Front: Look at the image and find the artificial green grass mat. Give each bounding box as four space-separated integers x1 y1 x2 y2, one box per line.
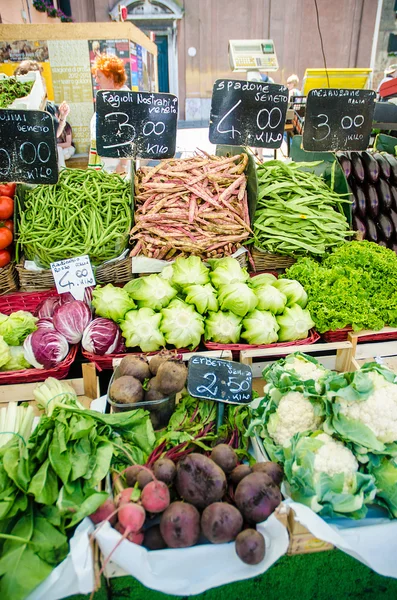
74 550 397 600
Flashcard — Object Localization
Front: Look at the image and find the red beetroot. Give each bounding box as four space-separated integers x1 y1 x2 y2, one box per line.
141 480 170 513
116 487 135 507
118 503 146 533
89 498 117 526
137 469 154 489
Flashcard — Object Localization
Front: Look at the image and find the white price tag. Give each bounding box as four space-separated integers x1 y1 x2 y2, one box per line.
51 255 95 301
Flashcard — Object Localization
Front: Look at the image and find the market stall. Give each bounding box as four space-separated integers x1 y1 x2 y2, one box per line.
0 73 396 600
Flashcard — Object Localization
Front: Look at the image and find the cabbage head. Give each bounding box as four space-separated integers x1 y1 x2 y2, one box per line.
249 273 277 288
124 274 177 310
209 257 249 289
171 256 209 289
161 299 204 349
120 308 165 352
184 283 218 314
241 310 279 345
93 284 136 322
1 346 32 371
218 282 258 317
283 432 376 519
0 335 10 368
277 304 315 341
254 284 287 314
0 311 37 346
274 279 308 308
204 311 242 344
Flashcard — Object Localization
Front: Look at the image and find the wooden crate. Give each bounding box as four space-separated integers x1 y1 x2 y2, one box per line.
110 349 234 370
241 341 359 555
0 362 99 415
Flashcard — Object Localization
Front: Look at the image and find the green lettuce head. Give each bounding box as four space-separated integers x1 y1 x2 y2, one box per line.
241 310 279 345
124 274 177 310
218 282 258 317
276 304 315 341
253 284 287 314
249 273 277 288
93 284 136 322
209 257 249 289
368 457 397 518
184 283 218 314
161 299 204 349
1 346 31 371
171 256 209 289
0 311 37 346
274 278 308 308
204 311 242 344
284 431 377 519
324 362 397 462
0 335 10 368
120 307 165 352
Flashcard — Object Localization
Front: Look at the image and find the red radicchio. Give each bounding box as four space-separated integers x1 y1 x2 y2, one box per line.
36 317 55 330
23 329 69 369
82 318 122 355
36 293 74 318
53 300 92 344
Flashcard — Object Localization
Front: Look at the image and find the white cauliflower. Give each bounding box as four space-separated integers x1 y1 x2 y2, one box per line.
287 356 327 382
314 433 358 481
338 372 397 444
267 391 323 446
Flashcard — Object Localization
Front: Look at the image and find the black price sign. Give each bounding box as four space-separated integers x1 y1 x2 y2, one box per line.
187 356 253 405
302 88 376 152
0 109 58 184
96 90 178 159
209 79 288 148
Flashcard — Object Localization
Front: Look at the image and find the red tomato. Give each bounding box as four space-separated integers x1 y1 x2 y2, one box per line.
0 183 16 198
0 196 13 220
0 249 11 267
0 226 13 250
3 220 13 233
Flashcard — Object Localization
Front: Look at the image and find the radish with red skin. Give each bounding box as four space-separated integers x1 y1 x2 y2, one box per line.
115 522 144 545
141 480 170 513
118 503 146 533
89 498 117 525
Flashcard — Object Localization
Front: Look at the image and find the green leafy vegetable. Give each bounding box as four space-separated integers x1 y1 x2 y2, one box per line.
92 284 136 322
1 346 31 371
0 311 37 346
184 283 219 314
368 457 397 518
241 310 279 345
253 284 287 314
204 311 242 344
285 241 397 333
218 282 258 317
160 299 204 349
120 307 165 352
0 336 10 369
124 274 177 310
171 256 210 288
209 257 249 289
276 304 315 341
273 279 308 308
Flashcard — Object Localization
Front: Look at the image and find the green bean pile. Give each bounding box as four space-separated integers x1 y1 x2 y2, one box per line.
253 161 352 256
0 78 33 108
18 169 132 267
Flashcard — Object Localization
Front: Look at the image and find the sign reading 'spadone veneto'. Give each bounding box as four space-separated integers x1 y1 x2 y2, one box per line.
96 90 178 159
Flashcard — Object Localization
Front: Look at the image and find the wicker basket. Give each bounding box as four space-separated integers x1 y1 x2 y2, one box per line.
322 327 397 343
16 255 133 292
0 289 76 384
0 262 18 295
251 247 296 271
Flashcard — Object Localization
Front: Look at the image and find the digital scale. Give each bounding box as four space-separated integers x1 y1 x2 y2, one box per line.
228 39 279 73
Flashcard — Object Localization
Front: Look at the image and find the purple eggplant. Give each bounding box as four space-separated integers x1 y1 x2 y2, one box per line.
383 154 397 184
377 179 393 212
365 184 379 219
350 153 365 183
366 218 379 243
390 209 397 232
391 186 397 211
353 215 366 239
361 152 379 183
351 180 367 218
373 152 391 180
377 214 395 242
336 152 351 179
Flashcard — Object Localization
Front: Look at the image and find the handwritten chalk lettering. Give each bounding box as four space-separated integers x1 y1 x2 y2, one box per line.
26 166 53 180
145 143 168 155
0 148 11 176
102 112 136 150
143 121 166 136
196 372 219 397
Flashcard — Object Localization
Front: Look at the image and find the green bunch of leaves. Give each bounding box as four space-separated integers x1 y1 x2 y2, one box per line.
285 241 397 333
0 403 155 600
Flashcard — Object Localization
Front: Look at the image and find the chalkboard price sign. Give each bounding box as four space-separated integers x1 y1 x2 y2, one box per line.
302 88 376 152
96 90 178 159
0 109 58 184
209 79 288 148
187 356 253 405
